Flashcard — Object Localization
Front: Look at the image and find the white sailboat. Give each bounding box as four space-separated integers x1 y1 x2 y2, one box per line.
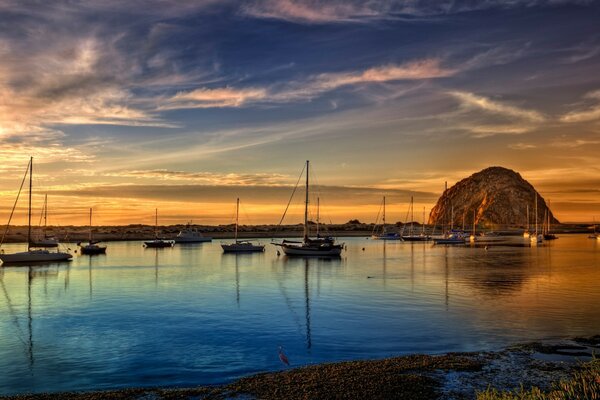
221 198 265 253
401 196 429 241
79 208 107 255
174 222 212 243
30 194 59 248
144 209 174 248
372 196 400 240
523 204 531 239
273 161 344 256
530 196 543 245
0 158 72 264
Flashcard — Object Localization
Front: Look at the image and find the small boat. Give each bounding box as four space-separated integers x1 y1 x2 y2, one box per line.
433 231 466 245
401 198 430 241
530 196 543 245
371 196 401 240
273 161 344 256
174 223 212 243
144 209 174 248
79 208 107 255
543 205 557 240
30 194 59 248
0 158 72 265
222 198 265 253
523 204 531 239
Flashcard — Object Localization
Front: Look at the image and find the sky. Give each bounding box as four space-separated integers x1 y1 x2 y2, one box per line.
0 0 599 226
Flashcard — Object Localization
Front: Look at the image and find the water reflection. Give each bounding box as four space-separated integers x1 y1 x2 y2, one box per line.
0 236 598 395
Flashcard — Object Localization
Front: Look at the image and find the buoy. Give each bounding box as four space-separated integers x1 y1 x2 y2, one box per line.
276 250 280 256
362 247 365 251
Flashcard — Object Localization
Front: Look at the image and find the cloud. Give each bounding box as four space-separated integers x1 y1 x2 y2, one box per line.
550 139 600 148
560 90 600 122
509 142 537 150
105 169 291 186
448 91 546 122
164 58 454 109
240 0 593 23
163 87 268 109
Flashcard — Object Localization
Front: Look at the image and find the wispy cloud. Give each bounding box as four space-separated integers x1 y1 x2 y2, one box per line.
509 142 537 150
105 169 291 186
560 90 600 122
164 58 454 109
449 91 545 122
240 0 593 23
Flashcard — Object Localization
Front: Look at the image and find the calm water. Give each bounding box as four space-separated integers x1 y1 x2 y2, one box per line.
0 235 599 395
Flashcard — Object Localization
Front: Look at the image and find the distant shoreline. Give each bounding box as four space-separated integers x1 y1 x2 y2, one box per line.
0 223 594 244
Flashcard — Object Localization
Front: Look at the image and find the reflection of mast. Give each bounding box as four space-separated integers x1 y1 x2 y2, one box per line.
410 242 415 292
27 267 34 368
89 256 93 299
304 259 311 350
154 248 159 286
444 247 449 311
235 255 240 307
382 241 387 287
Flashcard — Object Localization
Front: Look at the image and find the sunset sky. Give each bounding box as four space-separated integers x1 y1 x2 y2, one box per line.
0 0 599 226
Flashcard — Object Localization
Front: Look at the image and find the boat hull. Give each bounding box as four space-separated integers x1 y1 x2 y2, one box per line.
371 234 402 240
401 236 430 242
80 245 107 255
221 243 265 253
0 250 72 264
279 243 343 256
433 238 465 245
174 237 212 243
30 241 59 248
144 240 174 248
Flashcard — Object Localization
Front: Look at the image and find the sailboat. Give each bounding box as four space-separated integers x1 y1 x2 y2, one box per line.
530 196 543 245
0 158 72 264
433 203 465 244
79 208 107 255
143 209 174 248
273 161 344 256
221 198 265 253
30 194 59 248
523 204 531 239
371 196 400 240
543 206 557 241
401 197 429 241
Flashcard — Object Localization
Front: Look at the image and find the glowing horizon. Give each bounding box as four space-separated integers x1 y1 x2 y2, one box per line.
0 1 599 225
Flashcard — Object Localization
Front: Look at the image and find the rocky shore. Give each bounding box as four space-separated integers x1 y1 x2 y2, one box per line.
2 336 598 400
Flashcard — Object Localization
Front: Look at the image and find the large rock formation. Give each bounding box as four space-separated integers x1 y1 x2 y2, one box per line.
428 167 559 228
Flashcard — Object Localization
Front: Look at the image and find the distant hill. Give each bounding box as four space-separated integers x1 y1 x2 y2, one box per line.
428 166 558 227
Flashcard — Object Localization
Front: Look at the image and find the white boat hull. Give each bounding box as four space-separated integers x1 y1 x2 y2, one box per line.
0 250 72 264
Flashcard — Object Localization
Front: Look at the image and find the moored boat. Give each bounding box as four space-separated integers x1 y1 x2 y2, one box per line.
273 161 344 256
79 208 107 255
372 196 401 240
143 209 174 248
222 198 265 253
174 223 212 243
0 158 72 265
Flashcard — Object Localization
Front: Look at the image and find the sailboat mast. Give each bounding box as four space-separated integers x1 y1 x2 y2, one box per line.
526 204 529 232
155 208 158 239
316 197 320 237
383 196 386 234
534 197 538 235
422 207 425 235
410 196 414 235
235 198 239 241
472 209 476 236
89 208 93 243
44 194 48 236
27 157 32 250
304 160 309 240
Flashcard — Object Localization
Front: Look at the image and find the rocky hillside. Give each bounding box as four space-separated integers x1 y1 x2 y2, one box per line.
428 166 559 227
